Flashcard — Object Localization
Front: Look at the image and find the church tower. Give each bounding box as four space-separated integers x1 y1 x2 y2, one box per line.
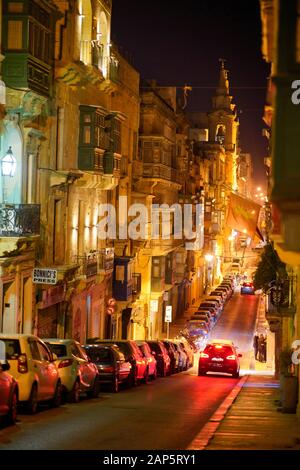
208 60 239 190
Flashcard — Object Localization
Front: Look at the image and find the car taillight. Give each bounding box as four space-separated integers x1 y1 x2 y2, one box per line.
18 354 28 373
200 352 209 358
102 366 115 373
58 358 74 369
226 355 236 360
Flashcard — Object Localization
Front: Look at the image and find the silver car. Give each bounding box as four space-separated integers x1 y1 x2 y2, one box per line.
45 339 100 403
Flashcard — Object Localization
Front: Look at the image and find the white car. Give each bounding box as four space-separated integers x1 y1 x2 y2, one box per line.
0 334 61 414
44 339 100 402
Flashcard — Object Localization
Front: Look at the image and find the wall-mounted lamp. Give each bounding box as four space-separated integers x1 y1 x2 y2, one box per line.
1 146 16 177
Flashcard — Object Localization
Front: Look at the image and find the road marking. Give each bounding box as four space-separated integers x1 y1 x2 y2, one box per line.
186 375 248 450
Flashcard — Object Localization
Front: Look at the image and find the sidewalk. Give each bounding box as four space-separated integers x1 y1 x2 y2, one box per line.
188 294 300 450
204 374 300 450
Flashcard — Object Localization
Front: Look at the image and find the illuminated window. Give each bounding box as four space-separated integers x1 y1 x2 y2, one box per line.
83 127 91 144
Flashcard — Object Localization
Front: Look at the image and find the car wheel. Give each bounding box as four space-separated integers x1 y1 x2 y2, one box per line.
6 389 18 425
69 379 80 403
129 367 138 387
143 367 150 384
26 383 38 415
87 376 101 399
111 375 119 393
232 371 240 378
198 370 206 376
151 368 157 380
51 381 62 408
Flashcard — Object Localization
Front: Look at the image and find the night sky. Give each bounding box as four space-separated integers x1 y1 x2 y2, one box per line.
111 0 270 186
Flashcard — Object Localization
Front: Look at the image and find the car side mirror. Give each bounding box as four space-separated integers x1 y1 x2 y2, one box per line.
0 361 10 372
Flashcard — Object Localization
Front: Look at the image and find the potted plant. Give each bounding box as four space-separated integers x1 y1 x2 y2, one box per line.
279 347 298 413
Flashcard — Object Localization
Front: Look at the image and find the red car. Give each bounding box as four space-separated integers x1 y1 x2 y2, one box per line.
87 340 148 386
198 340 242 378
136 341 157 380
146 341 171 377
0 361 18 425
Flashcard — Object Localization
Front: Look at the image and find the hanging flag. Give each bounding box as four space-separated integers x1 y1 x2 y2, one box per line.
226 192 261 238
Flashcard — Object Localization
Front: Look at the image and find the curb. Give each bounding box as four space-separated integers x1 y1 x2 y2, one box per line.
186 374 249 450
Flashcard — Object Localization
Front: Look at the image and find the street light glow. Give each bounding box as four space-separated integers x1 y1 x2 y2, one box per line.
1 146 16 177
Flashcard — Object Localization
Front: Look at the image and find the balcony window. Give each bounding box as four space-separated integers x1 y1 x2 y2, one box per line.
7 20 23 49
2 0 55 95
113 257 133 301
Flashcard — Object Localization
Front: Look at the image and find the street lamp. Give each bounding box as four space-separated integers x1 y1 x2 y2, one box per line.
1 146 16 203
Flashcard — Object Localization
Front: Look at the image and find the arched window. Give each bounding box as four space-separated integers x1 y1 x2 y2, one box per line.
97 11 110 77
79 0 92 65
0 121 23 204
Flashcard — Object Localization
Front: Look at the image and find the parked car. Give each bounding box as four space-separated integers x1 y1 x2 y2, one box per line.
146 341 171 376
0 360 18 425
198 339 242 378
0 334 61 414
45 339 100 402
210 290 227 302
86 339 147 386
136 341 157 380
186 320 209 337
216 285 233 297
196 306 218 322
199 301 220 317
83 344 132 392
240 281 255 295
171 342 188 371
162 340 179 374
193 311 214 328
178 340 194 368
204 297 223 311
207 296 225 311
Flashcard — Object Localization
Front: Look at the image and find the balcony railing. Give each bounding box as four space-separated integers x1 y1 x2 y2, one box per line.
0 204 40 237
75 249 114 278
98 248 114 273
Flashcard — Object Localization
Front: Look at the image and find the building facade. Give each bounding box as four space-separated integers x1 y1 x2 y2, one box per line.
260 0 300 414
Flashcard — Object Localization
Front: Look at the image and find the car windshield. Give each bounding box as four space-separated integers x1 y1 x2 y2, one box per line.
1 339 21 359
86 347 113 364
45 343 67 358
148 342 161 353
113 342 131 358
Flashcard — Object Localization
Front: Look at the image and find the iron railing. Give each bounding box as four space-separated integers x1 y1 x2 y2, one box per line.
0 204 40 237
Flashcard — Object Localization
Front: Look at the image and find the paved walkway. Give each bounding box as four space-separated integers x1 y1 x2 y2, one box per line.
194 293 300 450
205 375 300 450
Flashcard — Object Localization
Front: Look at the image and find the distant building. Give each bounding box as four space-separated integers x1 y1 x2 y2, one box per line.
237 152 253 199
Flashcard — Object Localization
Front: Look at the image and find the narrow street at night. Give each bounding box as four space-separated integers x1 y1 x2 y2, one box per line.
1 0 300 459
0 291 257 450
